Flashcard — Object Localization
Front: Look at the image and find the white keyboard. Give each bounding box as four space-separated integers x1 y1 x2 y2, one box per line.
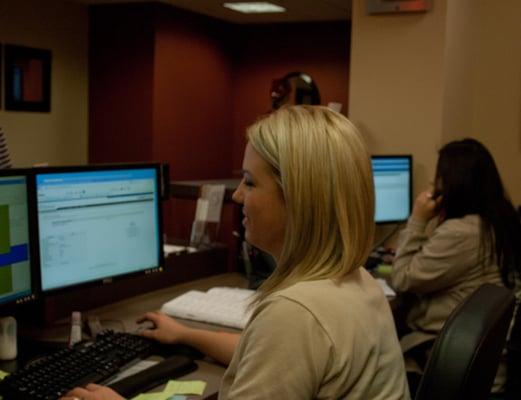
160 287 256 329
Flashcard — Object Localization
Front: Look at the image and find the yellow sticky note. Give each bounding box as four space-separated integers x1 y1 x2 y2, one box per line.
131 393 171 400
164 380 207 396
0 370 9 380
375 263 393 276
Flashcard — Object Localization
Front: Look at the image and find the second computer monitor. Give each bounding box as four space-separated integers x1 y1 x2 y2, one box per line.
35 164 163 292
0 170 35 307
372 155 412 224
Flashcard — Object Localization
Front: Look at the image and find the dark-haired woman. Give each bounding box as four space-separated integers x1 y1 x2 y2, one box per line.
391 138 521 393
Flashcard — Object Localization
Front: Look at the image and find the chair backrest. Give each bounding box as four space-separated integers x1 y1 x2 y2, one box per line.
506 300 521 400
415 283 515 400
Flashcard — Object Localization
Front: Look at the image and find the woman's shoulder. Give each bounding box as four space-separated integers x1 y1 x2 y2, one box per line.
261 279 335 309
436 214 481 235
262 269 386 314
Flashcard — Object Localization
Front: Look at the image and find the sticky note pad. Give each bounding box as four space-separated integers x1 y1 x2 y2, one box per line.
132 393 171 400
375 263 393 276
165 380 206 396
131 394 187 400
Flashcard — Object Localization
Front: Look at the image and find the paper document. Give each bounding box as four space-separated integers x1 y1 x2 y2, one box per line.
161 287 255 329
200 184 225 223
194 198 209 221
163 244 197 256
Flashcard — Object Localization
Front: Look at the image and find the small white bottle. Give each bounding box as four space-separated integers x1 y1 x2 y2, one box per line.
0 316 17 360
68 311 82 348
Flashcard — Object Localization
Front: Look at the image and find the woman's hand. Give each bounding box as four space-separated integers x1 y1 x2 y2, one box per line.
412 189 442 222
60 383 124 400
136 311 193 344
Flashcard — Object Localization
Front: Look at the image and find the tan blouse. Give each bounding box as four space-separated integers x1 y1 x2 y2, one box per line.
392 214 505 390
220 268 410 399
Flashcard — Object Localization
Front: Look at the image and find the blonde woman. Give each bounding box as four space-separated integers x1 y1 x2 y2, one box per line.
62 106 409 400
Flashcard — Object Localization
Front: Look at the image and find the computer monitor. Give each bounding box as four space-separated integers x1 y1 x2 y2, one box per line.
35 164 164 292
0 170 36 309
372 155 412 224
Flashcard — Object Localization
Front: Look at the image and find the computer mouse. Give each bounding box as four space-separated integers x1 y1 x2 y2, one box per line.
135 320 155 334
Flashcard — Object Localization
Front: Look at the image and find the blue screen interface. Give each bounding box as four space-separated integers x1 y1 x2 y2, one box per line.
0 176 32 305
372 157 411 223
36 168 161 291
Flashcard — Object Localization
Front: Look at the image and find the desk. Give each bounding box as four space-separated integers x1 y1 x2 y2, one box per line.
13 273 248 399
93 273 247 398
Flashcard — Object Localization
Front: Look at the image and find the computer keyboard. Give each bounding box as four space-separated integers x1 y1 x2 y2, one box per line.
0 330 198 400
161 287 255 329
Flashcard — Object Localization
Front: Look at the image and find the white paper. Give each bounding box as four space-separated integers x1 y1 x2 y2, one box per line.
200 184 225 223
194 198 209 221
163 244 187 255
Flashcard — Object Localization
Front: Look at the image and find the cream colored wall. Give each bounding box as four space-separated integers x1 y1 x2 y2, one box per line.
0 0 88 167
350 0 521 206
349 0 448 196
442 0 521 203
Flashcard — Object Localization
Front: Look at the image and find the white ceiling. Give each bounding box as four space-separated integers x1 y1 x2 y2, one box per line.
75 0 352 24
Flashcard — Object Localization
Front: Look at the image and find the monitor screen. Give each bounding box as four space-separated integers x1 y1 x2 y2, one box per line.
372 155 412 224
36 165 163 291
0 172 35 306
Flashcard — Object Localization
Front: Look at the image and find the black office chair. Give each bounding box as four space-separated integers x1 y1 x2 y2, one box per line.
414 283 515 400
505 301 521 400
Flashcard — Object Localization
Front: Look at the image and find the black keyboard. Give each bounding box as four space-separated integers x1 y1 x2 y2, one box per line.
0 330 198 400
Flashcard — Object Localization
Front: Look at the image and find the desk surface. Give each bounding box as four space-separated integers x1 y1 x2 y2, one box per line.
18 273 248 399
11 270 396 399
94 272 247 398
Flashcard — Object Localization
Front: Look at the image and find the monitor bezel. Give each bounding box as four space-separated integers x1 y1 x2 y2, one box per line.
0 168 39 312
371 155 413 225
33 162 165 295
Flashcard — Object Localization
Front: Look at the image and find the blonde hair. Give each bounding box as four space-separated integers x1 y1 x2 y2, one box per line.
247 105 375 303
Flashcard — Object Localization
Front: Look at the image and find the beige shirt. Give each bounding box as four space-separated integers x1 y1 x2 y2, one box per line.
392 214 502 351
219 268 410 399
392 215 506 391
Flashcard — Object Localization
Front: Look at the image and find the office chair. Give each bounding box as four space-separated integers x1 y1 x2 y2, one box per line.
414 283 515 400
505 300 521 400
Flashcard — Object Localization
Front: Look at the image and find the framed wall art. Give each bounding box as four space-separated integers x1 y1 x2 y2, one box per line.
4 44 51 112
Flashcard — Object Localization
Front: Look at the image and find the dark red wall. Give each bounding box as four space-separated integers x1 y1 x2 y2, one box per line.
153 7 235 180
230 22 351 172
88 4 350 252
89 4 156 163
151 7 236 241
